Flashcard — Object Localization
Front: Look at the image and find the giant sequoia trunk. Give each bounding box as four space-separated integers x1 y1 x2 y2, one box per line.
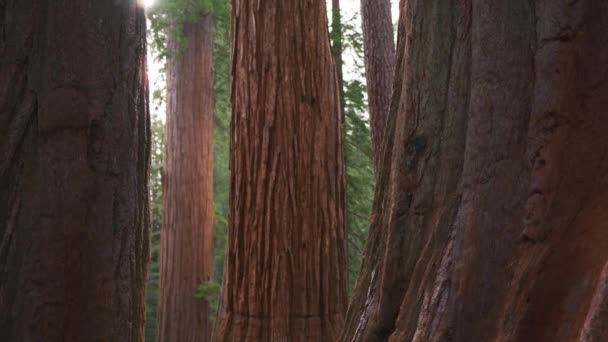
360 0 395 176
343 1 608 341
214 0 348 340
156 13 215 342
0 1 150 341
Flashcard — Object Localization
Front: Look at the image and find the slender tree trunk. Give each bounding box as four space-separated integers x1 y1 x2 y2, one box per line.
330 0 350 285
214 0 348 340
360 0 395 177
342 1 608 341
331 0 346 115
0 1 150 341
156 13 215 342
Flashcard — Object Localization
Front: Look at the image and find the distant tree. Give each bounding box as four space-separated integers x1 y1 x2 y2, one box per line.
145 116 164 341
360 0 395 176
342 1 608 341
0 1 150 340
214 0 348 340
145 1 231 340
155 4 215 342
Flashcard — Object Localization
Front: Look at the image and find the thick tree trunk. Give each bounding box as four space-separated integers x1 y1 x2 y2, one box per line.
156 14 215 342
214 0 348 340
342 1 608 341
360 0 395 177
0 1 150 341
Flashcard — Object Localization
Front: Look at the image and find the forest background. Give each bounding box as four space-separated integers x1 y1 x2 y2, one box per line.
143 0 399 340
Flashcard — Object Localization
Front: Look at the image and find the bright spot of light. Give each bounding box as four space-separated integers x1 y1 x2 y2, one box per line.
144 0 155 8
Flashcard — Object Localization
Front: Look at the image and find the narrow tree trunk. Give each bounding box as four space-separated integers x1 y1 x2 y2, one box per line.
214 0 348 340
0 1 150 341
156 13 215 342
360 0 395 177
330 0 351 286
331 0 346 115
343 1 608 341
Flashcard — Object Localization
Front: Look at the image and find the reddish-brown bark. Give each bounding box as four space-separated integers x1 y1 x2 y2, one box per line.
343 1 608 341
156 13 215 342
214 0 348 340
360 0 395 176
0 1 150 340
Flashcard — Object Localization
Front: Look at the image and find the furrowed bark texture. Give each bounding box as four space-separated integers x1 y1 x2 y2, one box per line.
214 0 348 340
156 14 215 342
360 0 395 176
342 0 608 341
0 1 150 341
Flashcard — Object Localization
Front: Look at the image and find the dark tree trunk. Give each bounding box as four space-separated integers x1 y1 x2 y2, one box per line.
360 0 395 177
0 1 150 341
156 13 215 342
342 1 608 341
331 0 346 116
214 0 348 340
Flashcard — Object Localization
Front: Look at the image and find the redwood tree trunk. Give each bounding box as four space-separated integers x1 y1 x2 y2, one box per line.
156 14 215 342
342 1 608 341
214 0 348 340
360 0 395 176
0 1 150 341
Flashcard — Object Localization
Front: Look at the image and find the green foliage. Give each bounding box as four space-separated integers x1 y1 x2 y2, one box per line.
194 281 222 320
145 115 164 342
332 12 375 294
147 0 228 61
206 0 231 319
147 0 230 107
